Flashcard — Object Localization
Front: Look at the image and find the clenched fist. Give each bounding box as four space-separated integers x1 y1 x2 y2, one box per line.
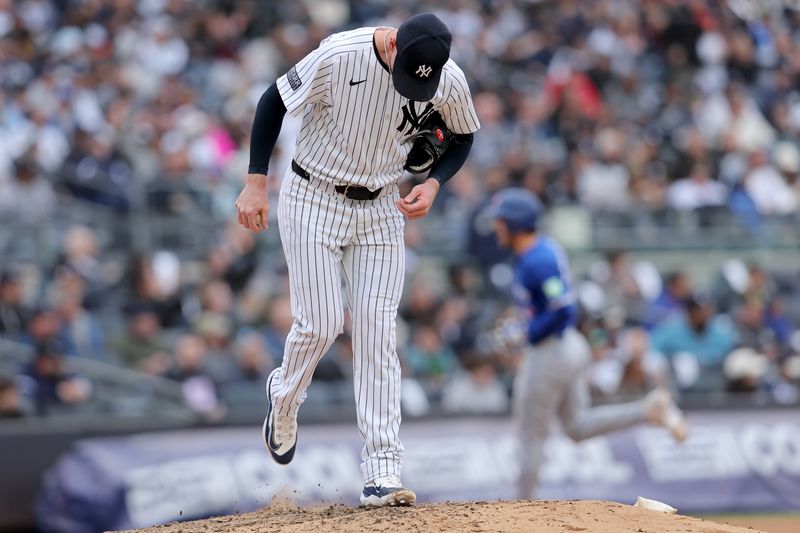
236 174 270 231
396 177 440 220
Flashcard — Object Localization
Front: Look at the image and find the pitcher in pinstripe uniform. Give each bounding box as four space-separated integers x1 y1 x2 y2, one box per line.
235 13 479 507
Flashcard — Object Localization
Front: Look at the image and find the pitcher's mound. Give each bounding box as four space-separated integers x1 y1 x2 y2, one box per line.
124 500 763 533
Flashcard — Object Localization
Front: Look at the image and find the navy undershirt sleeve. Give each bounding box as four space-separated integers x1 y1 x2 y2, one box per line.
248 83 287 175
429 132 474 185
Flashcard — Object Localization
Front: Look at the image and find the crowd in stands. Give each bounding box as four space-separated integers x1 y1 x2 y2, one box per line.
3 0 800 418
2 221 799 418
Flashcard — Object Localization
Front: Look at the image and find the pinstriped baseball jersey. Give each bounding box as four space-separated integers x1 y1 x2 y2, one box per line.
276 27 480 191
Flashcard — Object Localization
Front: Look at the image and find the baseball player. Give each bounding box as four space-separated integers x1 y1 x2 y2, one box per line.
235 14 479 507
491 189 687 500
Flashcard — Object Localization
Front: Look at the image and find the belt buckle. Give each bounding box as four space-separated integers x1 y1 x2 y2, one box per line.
343 183 354 198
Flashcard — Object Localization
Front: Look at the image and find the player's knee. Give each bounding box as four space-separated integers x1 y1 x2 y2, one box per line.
351 303 396 329
304 315 344 345
562 421 590 442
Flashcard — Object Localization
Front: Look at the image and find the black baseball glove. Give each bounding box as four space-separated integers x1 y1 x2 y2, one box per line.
404 111 452 174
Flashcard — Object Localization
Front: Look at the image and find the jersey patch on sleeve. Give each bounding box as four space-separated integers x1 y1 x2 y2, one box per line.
542 276 565 299
287 66 302 91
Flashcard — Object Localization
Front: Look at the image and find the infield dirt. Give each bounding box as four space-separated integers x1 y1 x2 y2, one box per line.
120 499 766 533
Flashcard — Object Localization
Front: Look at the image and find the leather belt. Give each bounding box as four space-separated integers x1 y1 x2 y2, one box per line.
292 160 382 201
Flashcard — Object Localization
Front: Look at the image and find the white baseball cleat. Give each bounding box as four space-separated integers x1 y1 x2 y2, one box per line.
262 368 298 464
644 388 688 442
360 475 417 507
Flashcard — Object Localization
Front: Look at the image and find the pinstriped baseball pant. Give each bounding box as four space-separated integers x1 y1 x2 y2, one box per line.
515 328 647 499
272 169 405 484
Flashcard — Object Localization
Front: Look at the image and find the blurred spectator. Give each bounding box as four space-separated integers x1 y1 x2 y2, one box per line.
605 250 642 303
616 328 669 397
199 280 235 318
577 129 631 212
698 85 775 153
667 162 727 211
167 334 220 415
62 132 134 210
230 331 274 383
0 157 55 225
441 357 508 414
110 303 169 373
743 150 798 216
22 307 61 349
470 92 511 170
782 356 800 391
590 249 643 320
263 295 293 360
194 311 236 383
53 289 104 360
401 281 443 326
646 270 692 326
586 325 619 396
723 347 769 393
167 334 209 382
20 344 91 415
773 142 800 203
127 254 185 328
136 17 189 76
406 325 460 400
743 263 774 306
764 298 792 356
0 377 25 419
0 270 29 338
651 294 737 389
206 224 258 293
734 300 771 353
53 226 108 307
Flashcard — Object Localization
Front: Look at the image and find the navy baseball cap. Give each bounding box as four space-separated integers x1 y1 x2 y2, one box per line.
393 13 451 101
491 188 542 233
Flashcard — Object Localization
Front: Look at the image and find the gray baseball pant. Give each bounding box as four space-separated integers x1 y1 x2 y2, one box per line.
514 328 647 499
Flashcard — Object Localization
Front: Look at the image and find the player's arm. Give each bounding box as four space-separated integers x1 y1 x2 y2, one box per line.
423 91 477 184
398 132 474 219
247 84 287 177
527 305 572 345
428 132 473 186
524 267 573 345
237 42 333 232
237 84 287 232
398 64 480 219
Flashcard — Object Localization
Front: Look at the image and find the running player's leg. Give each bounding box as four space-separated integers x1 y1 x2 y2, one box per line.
514 342 566 499
343 193 405 484
557 329 646 441
273 172 348 417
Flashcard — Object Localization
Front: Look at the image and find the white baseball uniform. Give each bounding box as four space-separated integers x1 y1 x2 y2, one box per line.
269 27 480 483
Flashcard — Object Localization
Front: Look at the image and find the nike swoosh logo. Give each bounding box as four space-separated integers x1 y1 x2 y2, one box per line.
349 79 367 86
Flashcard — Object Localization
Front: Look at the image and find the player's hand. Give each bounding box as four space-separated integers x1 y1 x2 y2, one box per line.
397 178 439 220
236 174 270 231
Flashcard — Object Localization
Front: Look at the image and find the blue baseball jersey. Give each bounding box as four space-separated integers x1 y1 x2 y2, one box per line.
512 236 576 343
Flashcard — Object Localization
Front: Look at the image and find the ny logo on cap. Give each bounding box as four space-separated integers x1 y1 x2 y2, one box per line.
416 65 432 78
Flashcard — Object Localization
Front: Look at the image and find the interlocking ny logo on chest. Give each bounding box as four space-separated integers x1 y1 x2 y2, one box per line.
397 102 434 136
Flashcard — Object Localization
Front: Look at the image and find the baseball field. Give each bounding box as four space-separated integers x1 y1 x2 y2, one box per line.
119 500 794 533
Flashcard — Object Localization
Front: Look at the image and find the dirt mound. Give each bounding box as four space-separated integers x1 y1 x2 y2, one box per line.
122 500 765 533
